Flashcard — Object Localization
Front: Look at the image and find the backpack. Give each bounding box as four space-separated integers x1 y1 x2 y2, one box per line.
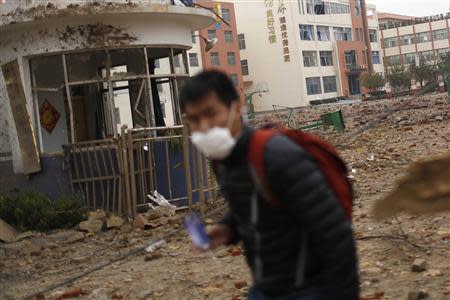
248 126 353 220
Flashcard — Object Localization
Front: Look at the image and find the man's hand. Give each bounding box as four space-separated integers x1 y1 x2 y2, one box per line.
203 223 233 251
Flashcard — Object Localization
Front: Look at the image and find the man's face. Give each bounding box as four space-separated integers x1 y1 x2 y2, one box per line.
184 91 241 136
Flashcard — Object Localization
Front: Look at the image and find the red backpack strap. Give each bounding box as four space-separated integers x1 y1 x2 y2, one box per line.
284 130 353 219
248 129 282 206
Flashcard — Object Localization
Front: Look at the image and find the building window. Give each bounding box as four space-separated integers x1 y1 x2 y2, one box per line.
372 51 381 64
403 53 416 65
399 34 415 46
317 26 330 41
437 48 450 60
241 59 249 75
433 29 448 41
227 52 236 65
306 77 322 95
208 30 217 40
420 51 434 63
345 50 357 68
416 31 431 43
154 59 160 68
334 27 352 41
303 51 318 67
221 8 231 22
173 55 181 68
323 76 337 93
305 1 349 15
224 31 233 43
230 74 238 86
189 53 199 67
319 51 333 66
383 37 398 48
387 55 401 66
300 24 314 40
369 29 377 43
191 32 196 43
238 34 246 50
210 52 220 65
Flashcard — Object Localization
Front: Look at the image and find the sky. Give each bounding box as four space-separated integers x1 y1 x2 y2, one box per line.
369 0 449 17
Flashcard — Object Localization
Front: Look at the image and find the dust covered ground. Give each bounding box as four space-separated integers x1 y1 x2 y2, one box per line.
1 93 449 300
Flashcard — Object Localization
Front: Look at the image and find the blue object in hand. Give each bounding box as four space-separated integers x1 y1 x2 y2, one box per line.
184 213 210 250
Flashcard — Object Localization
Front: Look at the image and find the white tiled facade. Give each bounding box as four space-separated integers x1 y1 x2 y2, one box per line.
226 0 383 112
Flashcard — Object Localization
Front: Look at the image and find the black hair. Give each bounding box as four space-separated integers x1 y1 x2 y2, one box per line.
179 70 239 111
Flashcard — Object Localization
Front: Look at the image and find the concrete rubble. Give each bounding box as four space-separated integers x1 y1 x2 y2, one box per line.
0 94 449 300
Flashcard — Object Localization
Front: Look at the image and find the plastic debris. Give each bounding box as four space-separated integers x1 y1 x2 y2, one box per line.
145 240 167 253
147 191 177 216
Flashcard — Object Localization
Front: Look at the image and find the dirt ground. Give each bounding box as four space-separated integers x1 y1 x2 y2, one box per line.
1 93 449 300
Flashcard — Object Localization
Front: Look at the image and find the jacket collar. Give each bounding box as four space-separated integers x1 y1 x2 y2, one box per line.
222 124 254 166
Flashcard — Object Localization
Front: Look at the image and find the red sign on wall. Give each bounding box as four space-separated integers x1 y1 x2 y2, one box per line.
39 99 61 134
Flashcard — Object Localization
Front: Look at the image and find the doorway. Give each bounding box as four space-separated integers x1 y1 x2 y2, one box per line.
348 75 361 95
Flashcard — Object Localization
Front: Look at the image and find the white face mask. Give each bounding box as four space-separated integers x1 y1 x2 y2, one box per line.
190 105 238 160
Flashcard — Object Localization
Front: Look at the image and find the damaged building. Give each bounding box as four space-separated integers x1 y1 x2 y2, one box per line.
0 0 217 217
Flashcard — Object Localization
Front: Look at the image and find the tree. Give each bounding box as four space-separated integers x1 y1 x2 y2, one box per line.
437 52 450 78
386 64 412 90
410 60 433 87
360 72 384 92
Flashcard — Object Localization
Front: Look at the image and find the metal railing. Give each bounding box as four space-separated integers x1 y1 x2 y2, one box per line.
65 125 218 218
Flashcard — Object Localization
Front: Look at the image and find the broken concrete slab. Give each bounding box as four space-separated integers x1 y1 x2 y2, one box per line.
79 219 104 233
65 232 85 244
88 210 107 221
106 216 125 229
87 288 109 300
14 231 34 242
412 258 427 272
0 218 18 243
120 223 132 233
132 214 153 230
22 240 43 256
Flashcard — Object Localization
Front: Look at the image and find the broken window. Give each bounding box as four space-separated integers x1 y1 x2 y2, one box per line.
66 51 107 82
30 55 69 153
147 48 172 75
28 47 189 154
172 50 188 75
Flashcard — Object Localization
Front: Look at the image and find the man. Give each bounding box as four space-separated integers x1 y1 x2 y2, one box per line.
180 70 359 300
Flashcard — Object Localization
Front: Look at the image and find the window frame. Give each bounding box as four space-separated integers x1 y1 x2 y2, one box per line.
303 50 318 67
300 24 315 41
306 76 322 95
317 26 330 41
319 51 333 66
221 8 231 22
238 34 246 50
322 76 337 93
241 59 249 76
188 53 199 67
227 52 236 65
224 30 233 43
210 52 220 66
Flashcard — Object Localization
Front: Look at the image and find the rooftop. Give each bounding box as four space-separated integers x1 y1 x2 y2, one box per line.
0 0 214 31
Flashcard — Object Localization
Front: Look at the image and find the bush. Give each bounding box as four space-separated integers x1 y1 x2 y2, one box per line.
360 72 385 91
0 193 85 231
